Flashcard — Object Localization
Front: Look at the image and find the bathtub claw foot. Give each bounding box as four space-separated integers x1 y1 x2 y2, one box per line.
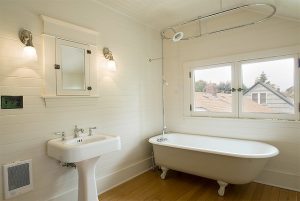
217 181 228 196
160 167 169 179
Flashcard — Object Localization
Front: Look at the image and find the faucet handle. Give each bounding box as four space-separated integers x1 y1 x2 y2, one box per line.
54 132 62 135
54 131 65 141
88 127 97 136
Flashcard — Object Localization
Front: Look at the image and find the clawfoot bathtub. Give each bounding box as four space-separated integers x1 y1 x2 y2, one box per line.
149 133 279 196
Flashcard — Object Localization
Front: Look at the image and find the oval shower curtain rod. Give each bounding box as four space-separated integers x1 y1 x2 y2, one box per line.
161 3 276 41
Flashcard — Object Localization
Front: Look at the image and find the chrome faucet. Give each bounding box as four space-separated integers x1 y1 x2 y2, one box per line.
157 126 168 142
88 127 97 136
74 125 84 138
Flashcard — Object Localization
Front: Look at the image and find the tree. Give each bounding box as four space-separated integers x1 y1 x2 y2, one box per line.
195 80 207 92
217 81 231 93
255 71 268 83
254 71 279 91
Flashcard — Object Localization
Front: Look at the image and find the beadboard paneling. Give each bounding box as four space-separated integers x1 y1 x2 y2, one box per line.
0 1 162 200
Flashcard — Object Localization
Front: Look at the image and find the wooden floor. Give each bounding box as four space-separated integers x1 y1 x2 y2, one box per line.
99 169 299 201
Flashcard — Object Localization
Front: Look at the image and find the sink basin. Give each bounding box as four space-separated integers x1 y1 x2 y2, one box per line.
47 134 121 201
47 134 121 163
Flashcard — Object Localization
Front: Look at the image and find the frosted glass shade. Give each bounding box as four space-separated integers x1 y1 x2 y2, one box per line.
23 46 37 61
107 60 116 71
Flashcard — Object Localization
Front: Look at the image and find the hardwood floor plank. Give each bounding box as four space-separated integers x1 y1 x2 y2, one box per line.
234 182 257 201
99 170 299 201
175 185 201 201
251 183 265 201
259 185 274 201
223 183 248 201
184 180 217 201
278 188 297 201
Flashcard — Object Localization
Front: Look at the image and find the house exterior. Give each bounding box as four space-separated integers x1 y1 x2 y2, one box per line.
243 81 294 114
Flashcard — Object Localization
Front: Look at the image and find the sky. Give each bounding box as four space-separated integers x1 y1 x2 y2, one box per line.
194 58 294 91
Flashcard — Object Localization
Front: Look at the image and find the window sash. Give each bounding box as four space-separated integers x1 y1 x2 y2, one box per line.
238 55 299 120
190 63 238 118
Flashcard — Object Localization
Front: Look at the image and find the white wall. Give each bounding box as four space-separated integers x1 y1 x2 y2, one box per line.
0 0 162 200
164 11 300 191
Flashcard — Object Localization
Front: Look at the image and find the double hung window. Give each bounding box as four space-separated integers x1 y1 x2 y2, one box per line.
186 54 299 120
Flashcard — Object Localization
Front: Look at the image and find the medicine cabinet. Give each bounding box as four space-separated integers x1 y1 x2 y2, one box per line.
42 15 98 98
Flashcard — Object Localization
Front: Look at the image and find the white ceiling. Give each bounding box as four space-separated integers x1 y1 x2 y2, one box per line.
95 0 300 30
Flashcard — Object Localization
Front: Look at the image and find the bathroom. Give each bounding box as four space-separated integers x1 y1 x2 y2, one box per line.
0 0 299 200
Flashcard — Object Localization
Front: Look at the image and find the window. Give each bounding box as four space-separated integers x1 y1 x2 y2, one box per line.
251 93 267 104
186 54 299 120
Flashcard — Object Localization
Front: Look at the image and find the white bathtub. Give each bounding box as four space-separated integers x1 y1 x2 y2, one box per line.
149 133 279 196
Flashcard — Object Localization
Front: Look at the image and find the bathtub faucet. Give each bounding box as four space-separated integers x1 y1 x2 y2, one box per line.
162 127 167 135
157 127 168 142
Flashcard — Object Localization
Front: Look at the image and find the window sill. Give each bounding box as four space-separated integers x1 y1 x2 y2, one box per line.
183 115 300 127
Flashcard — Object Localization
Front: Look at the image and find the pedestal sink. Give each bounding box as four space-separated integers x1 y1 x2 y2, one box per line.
47 134 121 201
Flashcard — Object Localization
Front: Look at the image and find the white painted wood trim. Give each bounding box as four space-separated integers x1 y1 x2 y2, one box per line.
255 168 300 192
42 34 56 96
97 157 153 194
183 45 300 67
88 45 99 97
41 15 98 45
42 96 99 99
41 15 98 35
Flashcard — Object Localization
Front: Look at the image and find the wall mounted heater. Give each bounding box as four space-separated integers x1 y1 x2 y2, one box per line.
2 159 33 199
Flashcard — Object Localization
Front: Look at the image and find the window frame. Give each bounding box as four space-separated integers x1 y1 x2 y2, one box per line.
183 47 300 121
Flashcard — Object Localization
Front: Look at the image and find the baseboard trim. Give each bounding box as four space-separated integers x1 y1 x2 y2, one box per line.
254 168 300 192
97 157 153 194
47 159 300 201
48 157 153 201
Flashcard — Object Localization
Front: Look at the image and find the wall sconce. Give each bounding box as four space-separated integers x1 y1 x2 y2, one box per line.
103 47 116 71
19 29 37 61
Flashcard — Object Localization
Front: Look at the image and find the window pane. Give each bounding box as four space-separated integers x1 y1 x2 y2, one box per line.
242 58 294 114
193 65 232 112
260 93 267 104
252 93 258 103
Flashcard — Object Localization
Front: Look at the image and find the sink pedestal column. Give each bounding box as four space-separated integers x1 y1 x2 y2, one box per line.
76 156 100 201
